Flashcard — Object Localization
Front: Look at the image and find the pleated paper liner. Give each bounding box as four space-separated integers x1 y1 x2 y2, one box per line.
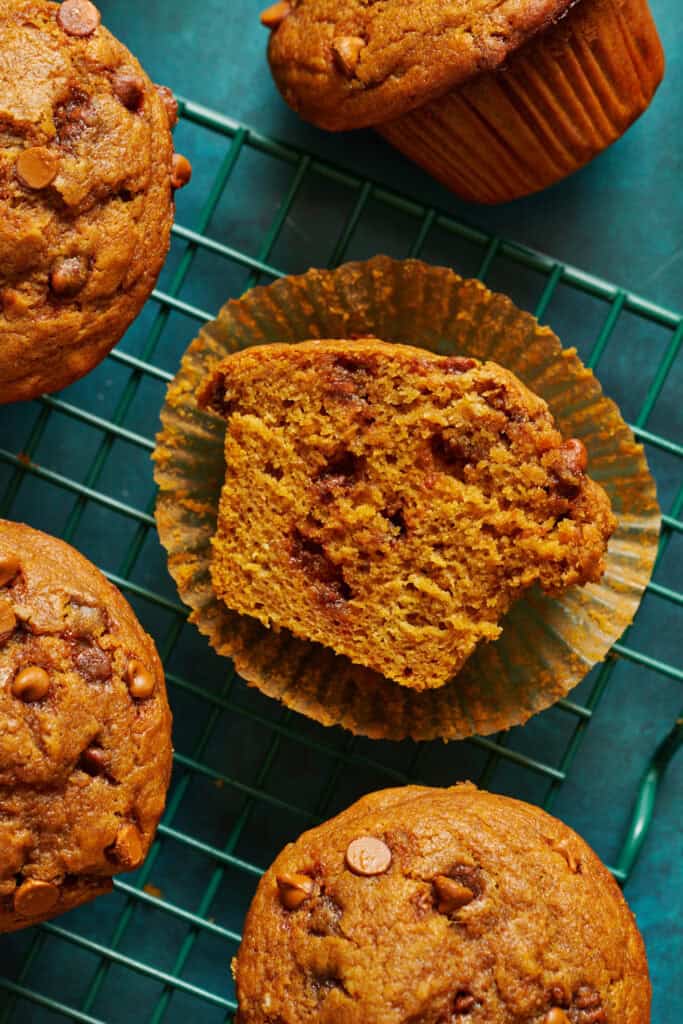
154 257 660 742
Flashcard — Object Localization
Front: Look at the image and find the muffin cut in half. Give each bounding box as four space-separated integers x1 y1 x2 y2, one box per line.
200 338 615 691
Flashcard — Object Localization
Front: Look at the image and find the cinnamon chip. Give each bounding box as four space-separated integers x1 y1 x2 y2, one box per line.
345 837 392 876
57 0 101 37
260 1 291 30
14 879 59 918
112 70 146 111
276 873 315 910
171 153 192 190
332 36 365 77
16 148 59 190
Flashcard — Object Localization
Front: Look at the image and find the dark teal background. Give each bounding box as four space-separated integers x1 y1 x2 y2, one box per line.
0 1 680 1021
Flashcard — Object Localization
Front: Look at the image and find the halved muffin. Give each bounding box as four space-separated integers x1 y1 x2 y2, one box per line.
199 338 615 690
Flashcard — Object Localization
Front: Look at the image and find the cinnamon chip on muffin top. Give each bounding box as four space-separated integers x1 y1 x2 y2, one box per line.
15 147 59 190
346 836 392 876
57 0 101 37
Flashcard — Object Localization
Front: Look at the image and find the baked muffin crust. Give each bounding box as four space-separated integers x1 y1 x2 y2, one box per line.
0 0 185 403
235 784 651 1023
264 0 576 130
0 520 172 932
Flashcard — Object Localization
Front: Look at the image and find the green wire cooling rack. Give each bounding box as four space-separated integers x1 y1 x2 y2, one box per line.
0 95 681 1023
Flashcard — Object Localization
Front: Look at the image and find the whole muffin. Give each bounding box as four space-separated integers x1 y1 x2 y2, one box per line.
261 0 664 203
0 0 191 404
199 338 615 690
0 519 172 933
235 784 650 1023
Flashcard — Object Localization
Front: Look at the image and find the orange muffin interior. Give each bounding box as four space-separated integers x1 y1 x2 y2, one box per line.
199 338 615 690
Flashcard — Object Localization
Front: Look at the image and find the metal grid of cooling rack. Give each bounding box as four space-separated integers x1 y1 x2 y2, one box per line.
0 95 681 1023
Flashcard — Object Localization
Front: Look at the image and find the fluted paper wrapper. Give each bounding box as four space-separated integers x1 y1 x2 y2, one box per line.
154 257 659 741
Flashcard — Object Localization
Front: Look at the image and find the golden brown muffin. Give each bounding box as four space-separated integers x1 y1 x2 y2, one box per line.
263 0 576 130
261 0 664 203
0 0 190 404
0 519 172 933
199 338 615 691
234 783 651 1024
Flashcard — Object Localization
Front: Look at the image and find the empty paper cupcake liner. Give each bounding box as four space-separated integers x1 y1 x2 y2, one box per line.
153 256 660 741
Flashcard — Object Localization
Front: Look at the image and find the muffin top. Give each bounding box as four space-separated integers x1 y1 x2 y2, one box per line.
263 0 575 130
0 0 185 403
235 783 650 1024
200 338 614 691
0 520 172 933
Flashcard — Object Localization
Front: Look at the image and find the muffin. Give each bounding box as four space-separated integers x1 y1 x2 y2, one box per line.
199 338 615 690
261 0 664 203
234 783 651 1023
155 257 659 740
0 519 172 933
0 0 191 405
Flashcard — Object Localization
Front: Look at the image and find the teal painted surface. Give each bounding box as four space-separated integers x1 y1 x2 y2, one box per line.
0 2 680 1021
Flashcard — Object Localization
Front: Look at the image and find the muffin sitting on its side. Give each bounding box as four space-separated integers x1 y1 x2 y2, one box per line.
261 0 664 203
200 338 615 690
235 784 650 1023
0 0 191 404
0 520 172 933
